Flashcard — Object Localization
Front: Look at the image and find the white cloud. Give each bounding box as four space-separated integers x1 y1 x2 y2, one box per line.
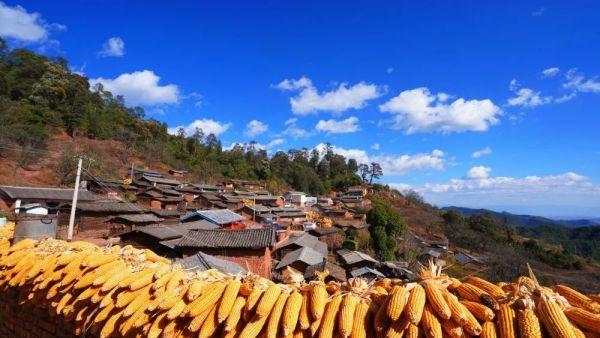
563 68 600 93
0 2 64 43
245 120 269 137
168 119 231 136
314 143 446 176
275 76 383 115
98 37 125 57
471 146 492 158
410 168 599 209
466 166 491 179
315 116 360 134
280 118 311 138
89 70 179 106
224 138 284 153
371 143 380 150
507 87 552 107
386 67 394 74
379 87 501 134
541 67 560 78
284 117 298 125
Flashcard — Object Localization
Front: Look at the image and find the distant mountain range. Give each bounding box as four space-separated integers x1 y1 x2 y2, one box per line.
442 206 600 228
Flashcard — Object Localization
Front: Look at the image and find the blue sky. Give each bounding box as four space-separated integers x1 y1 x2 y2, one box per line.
2 1 600 217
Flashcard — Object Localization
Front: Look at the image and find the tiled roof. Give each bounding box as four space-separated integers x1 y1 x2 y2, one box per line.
270 207 302 213
277 233 328 256
181 209 245 225
177 251 245 275
337 249 379 265
0 185 97 201
75 201 147 213
244 205 271 213
150 209 181 217
309 227 342 236
178 220 220 230
275 247 325 269
137 226 183 240
141 175 181 186
108 214 163 224
275 211 307 218
176 227 275 249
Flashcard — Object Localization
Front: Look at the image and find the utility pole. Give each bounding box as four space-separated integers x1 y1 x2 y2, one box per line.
130 162 134 181
67 157 83 241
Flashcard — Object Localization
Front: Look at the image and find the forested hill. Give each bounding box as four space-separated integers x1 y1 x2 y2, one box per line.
0 38 381 194
443 206 599 228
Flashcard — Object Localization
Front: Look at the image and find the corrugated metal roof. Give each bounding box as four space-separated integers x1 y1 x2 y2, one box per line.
350 267 385 279
337 249 379 265
181 209 245 225
176 227 275 249
275 247 324 269
0 186 97 201
177 251 245 275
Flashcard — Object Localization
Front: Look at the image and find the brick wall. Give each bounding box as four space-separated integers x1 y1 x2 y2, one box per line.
0 289 81 338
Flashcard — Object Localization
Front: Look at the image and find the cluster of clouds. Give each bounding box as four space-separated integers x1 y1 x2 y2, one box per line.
315 143 447 176
0 2 65 49
507 67 600 108
89 70 179 106
98 37 125 57
167 118 231 137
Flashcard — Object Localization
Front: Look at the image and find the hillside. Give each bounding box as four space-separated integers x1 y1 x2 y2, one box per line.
443 206 599 228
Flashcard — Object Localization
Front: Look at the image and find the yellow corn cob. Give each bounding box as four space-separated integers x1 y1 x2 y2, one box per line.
443 291 468 325
386 285 408 321
564 307 600 333
55 293 73 315
517 308 542 338
422 280 451 320
556 284 600 313
187 304 214 333
299 291 312 330
94 299 116 324
539 295 576 338
497 303 517 338
120 302 148 336
123 285 152 317
187 281 226 317
99 311 122 338
350 299 370 338
318 293 342 338
405 284 426 325
405 323 419 338
101 269 131 292
481 321 498 338
310 316 323 337
225 296 246 332
99 286 120 308
147 312 167 338
456 282 499 310
255 283 282 319
460 300 495 321
385 317 409 338
283 291 303 336
198 304 220 338
76 260 122 289
218 278 242 323
166 299 187 320
152 271 173 291
128 268 156 290
6 238 36 253
186 280 205 301
155 287 184 311
74 284 101 302
144 248 169 263
441 318 463 338
244 287 265 320
463 301 483 336
238 311 269 338
421 304 442 338
311 283 329 320
267 291 289 338
338 293 358 337
165 270 184 290
116 287 144 308
87 252 118 268
466 276 506 299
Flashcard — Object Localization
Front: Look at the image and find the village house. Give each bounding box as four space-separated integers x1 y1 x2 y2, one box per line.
195 192 228 209
84 177 135 199
190 184 225 193
273 232 328 260
136 187 185 210
345 186 369 197
168 169 187 178
349 266 385 280
107 213 163 235
304 261 347 282
118 220 219 257
0 185 97 213
308 226 344 250
177 251 245 275
150 209 182 223
63 200 148 234
274 246 325 275
240 204 272 221
454 251 486 268
219 194 244 211
139 175 182 188
225 179 263 191
175 227 276 278
250 195 284 207
379 261 414 280
180 208 246 229
336 249 379 270
132 168 162 180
